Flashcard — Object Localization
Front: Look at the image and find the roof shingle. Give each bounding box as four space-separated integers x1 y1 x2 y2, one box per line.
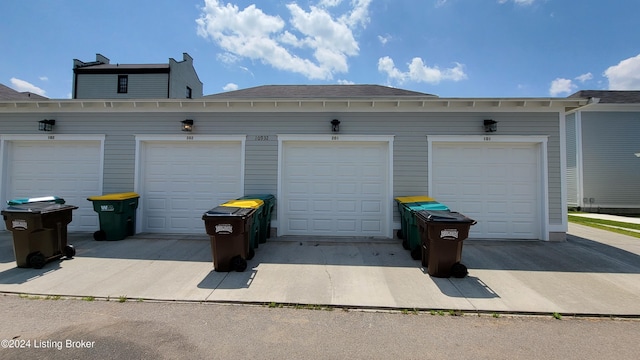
204 85 436 99
569 90 640 104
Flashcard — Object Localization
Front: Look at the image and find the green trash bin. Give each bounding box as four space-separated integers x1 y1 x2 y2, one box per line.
87 192 139 241
238 194 275 243
394 196 449 260
2 197 78 269
220 199 264 255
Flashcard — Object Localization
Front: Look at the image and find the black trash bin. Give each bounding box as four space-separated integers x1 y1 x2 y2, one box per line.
202 205 256 272
416 210 476 278
2 197 78 269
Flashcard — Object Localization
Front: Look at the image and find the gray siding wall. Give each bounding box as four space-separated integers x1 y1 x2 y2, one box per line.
565 113 578 207
75 73 169 99
581 112 640 208
1 111 563 229
168 59 203 99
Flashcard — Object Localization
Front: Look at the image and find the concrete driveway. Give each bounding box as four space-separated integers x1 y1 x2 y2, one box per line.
0 223 639 316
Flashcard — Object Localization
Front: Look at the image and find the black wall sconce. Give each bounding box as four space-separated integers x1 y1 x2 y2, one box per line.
38 119 56 132
331 119 341 133
181 119 194 132
483 119 497 133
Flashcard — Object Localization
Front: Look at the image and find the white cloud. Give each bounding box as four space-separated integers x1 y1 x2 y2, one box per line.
223 83 239 91
378 56 468 85
39 76 48 81
196 0 371 80
575 72 593 83
337 79 355 84
10 78 46 96
377 34 391 45
498 0 535 5
604 53 640 90
549 78 576 96
435 0 448 7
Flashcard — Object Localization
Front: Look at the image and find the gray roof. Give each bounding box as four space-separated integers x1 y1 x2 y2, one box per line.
0 83 48 100
569 90 640 104
204 85 436 99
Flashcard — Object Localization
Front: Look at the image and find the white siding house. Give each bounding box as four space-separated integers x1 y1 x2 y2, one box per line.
0 85 587 240
566 90 640 214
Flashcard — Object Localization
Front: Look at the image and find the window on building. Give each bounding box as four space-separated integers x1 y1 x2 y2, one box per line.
118 75 128 93
186 86 192 99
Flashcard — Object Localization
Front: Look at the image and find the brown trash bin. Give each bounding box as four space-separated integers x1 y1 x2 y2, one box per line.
202 206 256 272
416 210 476 278
2 201 78 269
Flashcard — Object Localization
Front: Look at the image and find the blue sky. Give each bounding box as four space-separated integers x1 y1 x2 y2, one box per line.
2 0 639 99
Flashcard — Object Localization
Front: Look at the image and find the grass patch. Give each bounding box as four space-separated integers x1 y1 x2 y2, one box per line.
568 215 640 239
81 296 95 302
118 295 127 303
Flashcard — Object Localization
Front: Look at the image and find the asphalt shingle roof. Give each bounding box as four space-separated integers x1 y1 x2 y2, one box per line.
569 90 640 104
204 85 436 99
0 83 48 100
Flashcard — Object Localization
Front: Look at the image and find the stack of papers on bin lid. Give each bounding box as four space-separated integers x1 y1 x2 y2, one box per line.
7 196 65 205
417 210 476 224
4 202 78 214
204 206 254 217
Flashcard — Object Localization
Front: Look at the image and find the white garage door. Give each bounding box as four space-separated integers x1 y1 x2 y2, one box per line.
280 141 390 237
4 140 102 232
140 140 243 233
432 142 541 239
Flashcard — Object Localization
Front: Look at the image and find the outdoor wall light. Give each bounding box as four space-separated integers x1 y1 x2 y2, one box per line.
635 152 640 158
483 119 498 133
38 119 56 132
331 119 341 133
181 119 194 132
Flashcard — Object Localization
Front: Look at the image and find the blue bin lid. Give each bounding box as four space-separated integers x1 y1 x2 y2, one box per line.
2 202 77 214
7 196 65 205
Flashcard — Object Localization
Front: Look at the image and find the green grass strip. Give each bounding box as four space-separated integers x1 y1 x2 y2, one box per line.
568 215 640 239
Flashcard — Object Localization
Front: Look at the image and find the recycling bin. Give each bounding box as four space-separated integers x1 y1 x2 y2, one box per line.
394 196 449 260
238 194 275 243
220 199 264 250
2 198 78 269
87 192 139 241
202 205 256 272
415 210 476 278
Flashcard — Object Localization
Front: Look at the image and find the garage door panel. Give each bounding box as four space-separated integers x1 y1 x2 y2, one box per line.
6 141 102 232
140 141 242 233
432 142 540 240
281 141 389 237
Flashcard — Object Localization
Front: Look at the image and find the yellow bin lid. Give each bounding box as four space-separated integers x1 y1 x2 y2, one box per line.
87 192 140 201
221 199 264 209
394 195 435 203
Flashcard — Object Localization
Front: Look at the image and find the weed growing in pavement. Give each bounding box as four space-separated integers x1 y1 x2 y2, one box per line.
118 295 127 303
552 312 562 320
492 313 501 318
82 296 95 302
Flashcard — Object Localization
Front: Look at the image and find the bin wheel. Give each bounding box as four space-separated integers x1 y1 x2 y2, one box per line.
27 252 46 269
451 263 468 278
402 239 409 250
247 247 255 260
397 230 404 240
410 247 421 260
93 230 107 241
64 244 76 258
231 256 247 272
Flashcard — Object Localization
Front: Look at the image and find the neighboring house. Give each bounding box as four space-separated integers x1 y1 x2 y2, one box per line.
72 53 203 99
0 84 587 241
566 90 640 215
0 84 48 100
